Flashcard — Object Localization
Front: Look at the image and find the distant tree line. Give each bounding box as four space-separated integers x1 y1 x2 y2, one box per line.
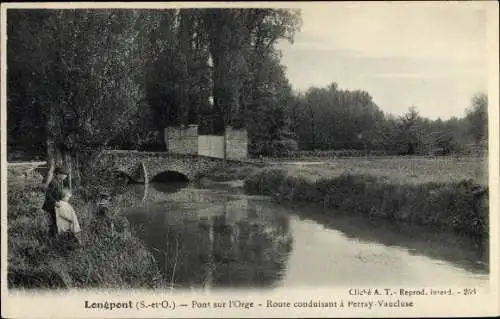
287 84 488 156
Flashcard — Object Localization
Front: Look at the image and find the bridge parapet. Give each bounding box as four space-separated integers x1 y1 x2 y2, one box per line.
99 150 228 182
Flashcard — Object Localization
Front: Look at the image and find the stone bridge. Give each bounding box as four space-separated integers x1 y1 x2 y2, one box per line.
99 150 236 183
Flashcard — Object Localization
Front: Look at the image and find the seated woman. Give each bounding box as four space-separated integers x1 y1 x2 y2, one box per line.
55 188 82 250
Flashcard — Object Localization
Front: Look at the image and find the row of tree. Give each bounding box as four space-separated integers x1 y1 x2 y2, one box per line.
287 83 488 155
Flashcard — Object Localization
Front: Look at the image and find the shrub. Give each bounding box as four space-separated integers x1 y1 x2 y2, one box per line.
204 165 258 182
243 169 488 239
243 169 287 196
7 176 164 289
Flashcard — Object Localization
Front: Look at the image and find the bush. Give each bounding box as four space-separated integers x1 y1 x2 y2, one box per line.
7 177 164 289
279 149 393 159
249 138 299 158
243 169 287 196
243 169 488 239
204 165 258 182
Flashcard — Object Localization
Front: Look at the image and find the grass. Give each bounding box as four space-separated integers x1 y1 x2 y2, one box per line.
276 156 488 186
7 168 165 289
243 156 489 241
201 164 260 182
200 156 487 186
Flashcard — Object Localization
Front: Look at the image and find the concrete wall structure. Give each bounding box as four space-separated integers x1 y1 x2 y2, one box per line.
225 126 248 160
198 135 225 158
164 125 248 160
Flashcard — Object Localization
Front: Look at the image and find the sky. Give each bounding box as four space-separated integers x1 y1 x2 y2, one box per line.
276 2 492 120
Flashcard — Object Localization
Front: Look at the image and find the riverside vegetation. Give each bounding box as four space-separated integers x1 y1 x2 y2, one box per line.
241 157 488 242
171 155 489 242
8 155 488 289
7 166 164 289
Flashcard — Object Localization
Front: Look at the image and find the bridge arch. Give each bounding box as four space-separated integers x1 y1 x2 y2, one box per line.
151 171 189 183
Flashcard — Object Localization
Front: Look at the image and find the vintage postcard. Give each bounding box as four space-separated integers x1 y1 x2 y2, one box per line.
1 1 499 318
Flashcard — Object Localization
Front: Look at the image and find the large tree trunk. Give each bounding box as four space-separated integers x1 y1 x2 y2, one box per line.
44 140 66 188
43 112 64 188
64 152 72 191
43 113 82 190
44 156 55 189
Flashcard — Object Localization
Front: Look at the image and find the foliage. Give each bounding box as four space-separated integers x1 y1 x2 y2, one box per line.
8 10 154 143
465 93 488 144
202 165 260 182
243 169 288 196
287 83 488 156
7 175 164 289
288 83 386 150
142 9 301 154
7 9 167 187
243 167 488 240
7 9 487 163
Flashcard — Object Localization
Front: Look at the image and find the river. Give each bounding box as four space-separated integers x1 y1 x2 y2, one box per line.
119 180 489 291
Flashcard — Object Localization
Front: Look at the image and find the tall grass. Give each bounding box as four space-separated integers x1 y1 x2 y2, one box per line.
199 165 260 182
7 170 164 289
244 169 488 240
278 156 487 185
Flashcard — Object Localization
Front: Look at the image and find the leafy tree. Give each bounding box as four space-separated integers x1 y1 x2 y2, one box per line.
198 8 301 135
8 8 303 168
397 107 423 154
466 93 488 144
7 9 161 187
287 83 385 151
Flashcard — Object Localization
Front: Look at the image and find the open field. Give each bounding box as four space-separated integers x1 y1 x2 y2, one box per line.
205 155 488 186
276 156 488 185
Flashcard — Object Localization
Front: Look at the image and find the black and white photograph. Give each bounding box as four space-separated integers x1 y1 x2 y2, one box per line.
1 1 499 318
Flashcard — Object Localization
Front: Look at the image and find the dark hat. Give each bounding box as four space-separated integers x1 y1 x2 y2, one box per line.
55 166 69 175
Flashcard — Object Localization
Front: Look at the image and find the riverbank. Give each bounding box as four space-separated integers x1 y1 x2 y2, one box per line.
7 167 164 289
7 154 488 288
199 156 488 241
242 168 488 241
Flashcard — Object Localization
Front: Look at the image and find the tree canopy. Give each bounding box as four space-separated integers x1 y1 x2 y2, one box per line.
7 8 488 170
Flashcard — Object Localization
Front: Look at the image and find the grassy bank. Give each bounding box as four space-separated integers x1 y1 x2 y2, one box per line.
199 164 261 182
7 167 164 289
274 156 487 185
243 168 488 240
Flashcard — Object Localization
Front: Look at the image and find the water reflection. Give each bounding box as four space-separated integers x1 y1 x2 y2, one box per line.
282 202 488 274
124 187 293 289
151 181 189 194
122 182 488 289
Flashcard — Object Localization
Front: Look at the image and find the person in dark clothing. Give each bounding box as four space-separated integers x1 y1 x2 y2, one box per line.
42 166 69 237
96 192 114 232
